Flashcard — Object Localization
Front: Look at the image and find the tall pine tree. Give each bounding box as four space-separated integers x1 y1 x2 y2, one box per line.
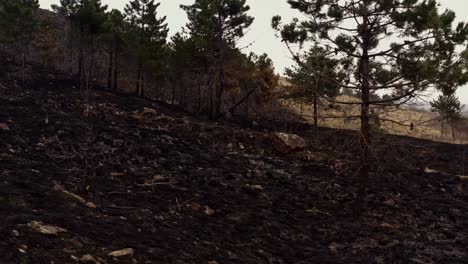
104 9 126 91
273 0 468 210
124 0 168 97
181 0 254 118
285 46 346 127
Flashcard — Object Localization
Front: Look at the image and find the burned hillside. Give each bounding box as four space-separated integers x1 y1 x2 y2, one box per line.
1 0 468 264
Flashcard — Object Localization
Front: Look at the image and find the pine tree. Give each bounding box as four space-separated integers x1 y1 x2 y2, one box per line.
104 9 126 91
285 46 345 127
431 94 465 141
124 0 168 97
0 0 39 43
273 0 468 210
181 0 254 118
0 0 39 86
52 0 108 85
74 0 108 92
249 53 279 103
167 32 198 107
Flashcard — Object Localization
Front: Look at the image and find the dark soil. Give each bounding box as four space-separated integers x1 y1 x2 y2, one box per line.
0 75 468 263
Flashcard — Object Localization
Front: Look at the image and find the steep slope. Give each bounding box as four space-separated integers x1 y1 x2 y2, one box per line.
0 78 467 264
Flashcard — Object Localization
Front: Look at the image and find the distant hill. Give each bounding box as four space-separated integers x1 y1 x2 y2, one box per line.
276 78 468 143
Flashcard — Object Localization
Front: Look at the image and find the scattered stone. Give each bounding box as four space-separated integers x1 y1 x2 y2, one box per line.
449 208 462 217
85 202 97 209
68 238 84 248
153 175 167 182
424 167 438 174
0 123 10 131
18 248 27 254
11 229 20 237
108 248 135 259
80 254 97 263
384 199 396 207
204 206 216 216
190 202 202 212
380 223 396 229
251 185 264 191
328 242 340 253
70 255 79 262
271 132 307 154
139 107 158 118
28 221 67 236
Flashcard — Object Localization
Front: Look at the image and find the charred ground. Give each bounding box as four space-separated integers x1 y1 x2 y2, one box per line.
0 62 468 263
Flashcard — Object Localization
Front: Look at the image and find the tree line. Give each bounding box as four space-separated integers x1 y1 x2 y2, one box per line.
0 0 278 120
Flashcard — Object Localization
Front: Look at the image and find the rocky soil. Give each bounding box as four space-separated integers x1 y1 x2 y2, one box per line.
0 75 468 263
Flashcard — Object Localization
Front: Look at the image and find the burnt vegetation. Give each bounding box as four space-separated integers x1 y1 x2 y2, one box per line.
0 0 468 263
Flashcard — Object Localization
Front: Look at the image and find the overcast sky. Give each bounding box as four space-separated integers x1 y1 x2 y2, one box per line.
39 0 468 104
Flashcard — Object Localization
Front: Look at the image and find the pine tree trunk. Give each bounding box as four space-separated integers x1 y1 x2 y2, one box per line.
313 92 318 127
107 49 114 90
451 123 456 142
78 27 84 86
22 49 26 88
198 83 202 113
136 61 142 96
142 73 146 98
441 121 444 138
216 64 225 118
182 79 187 108
356 11 371 214
172 80 176 105
113 50 119 91
209 84 214 119
79 52 85 92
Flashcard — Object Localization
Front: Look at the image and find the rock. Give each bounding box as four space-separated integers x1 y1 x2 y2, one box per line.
11 229 20 237
383 199 396 207
328 242 340 253
71 255 79 263
153 175 167 182
208 261 219 264
108 248 135 259
0 123 10 131
80 254 97 263
449 208 462 217
380 223 395 229
138 107 158 118
190 202 202 212
251 185 264 190
271 132 307 154
28 221 67 236
424 167 438 174
85 202 97 209
68 238 84 248
204 206 216 216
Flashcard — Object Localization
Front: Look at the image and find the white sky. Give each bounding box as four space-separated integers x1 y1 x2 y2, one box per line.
39 0 468 104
